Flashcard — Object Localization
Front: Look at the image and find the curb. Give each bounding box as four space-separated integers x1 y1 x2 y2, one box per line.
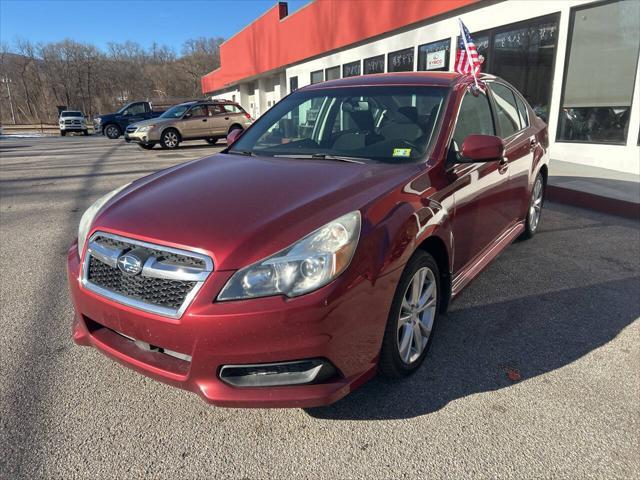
546 184 639 220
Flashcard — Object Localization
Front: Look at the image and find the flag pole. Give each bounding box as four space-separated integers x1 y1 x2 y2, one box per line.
458 19 480 91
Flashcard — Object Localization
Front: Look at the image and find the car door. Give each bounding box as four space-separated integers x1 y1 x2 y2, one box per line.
208 104 229 136
447 88 513 274
180 105 209 139
487 82 536 222
123 102 147 126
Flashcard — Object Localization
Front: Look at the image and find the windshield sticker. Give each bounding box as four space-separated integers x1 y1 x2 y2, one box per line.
393 148 411 157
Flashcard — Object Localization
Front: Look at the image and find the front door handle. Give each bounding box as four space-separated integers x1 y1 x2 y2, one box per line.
498 158 508 174
225 116 229 120
202 118 207 122
530 137 537 150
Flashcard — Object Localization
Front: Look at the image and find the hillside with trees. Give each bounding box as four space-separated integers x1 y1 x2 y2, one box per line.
0 37 223 124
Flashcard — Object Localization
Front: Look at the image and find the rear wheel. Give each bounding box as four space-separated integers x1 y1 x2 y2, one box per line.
520 173 544 239
160 129 180 149
83 129 89 136
104 124 121 139
379 250 440 379
205 137 219 145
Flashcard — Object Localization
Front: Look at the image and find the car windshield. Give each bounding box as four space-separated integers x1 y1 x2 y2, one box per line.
228 86 447 163
61 111 82 117
160 104 191 119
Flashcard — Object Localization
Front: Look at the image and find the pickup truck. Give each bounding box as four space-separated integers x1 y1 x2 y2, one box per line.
94 101 166 139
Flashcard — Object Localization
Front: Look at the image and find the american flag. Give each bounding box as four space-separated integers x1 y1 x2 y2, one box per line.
455 19 481 77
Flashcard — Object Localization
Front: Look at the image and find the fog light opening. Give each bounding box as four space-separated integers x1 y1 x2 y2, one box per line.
219 359 338 387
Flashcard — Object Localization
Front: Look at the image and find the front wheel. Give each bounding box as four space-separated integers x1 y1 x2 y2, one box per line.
205 137 219 145
60 131 66 137
104 124 121 139
520 173 544 239
83 129 89 136
160 129 180 149
379 250 440 379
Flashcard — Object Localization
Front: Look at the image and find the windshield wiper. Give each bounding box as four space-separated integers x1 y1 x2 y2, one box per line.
272 153 365 164
228 149 255 157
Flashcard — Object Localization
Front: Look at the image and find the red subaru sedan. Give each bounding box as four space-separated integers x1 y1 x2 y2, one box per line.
68 72 548 408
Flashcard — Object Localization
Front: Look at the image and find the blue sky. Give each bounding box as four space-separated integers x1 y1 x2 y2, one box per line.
0 0 310 52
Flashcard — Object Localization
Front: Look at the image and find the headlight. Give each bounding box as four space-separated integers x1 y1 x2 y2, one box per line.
138 125 153 132
94 118 102 124
218 211 361 301
77 183 131 257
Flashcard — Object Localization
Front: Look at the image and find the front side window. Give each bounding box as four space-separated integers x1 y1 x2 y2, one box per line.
388 47 414 72
558 0 640 144
126 103 146 116
228 86 447 163
452 91 495 149
491 83 521 138
187 105 208 118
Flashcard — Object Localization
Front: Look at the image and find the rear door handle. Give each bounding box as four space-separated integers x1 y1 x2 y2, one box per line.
225 117 229 120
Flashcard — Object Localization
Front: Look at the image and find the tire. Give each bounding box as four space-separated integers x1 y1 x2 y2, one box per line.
60 131 66 136
520 172 544 240
379 250 441 379
160 129 180 149
137 143 155 150
104 124 121 139
83 129 89 136
205 137 218 145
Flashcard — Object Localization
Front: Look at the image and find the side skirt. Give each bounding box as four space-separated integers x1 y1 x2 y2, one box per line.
450 221 525 298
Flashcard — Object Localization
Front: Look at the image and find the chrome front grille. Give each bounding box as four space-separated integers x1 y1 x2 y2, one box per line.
82 232 213 318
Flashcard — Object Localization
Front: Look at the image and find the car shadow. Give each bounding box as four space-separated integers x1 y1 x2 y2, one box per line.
306 276 639 420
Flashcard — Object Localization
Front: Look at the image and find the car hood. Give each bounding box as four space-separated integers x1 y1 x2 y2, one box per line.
93 153 417 270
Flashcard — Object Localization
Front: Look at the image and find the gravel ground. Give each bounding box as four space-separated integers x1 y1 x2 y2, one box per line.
1 135 639 479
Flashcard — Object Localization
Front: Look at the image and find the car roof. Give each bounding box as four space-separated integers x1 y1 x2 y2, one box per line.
174 99 239 107
302 72 496 91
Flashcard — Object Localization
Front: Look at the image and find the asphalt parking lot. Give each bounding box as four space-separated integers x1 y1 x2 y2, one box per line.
1 134 639 479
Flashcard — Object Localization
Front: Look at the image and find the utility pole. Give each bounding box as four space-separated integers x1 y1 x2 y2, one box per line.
1 75 17 124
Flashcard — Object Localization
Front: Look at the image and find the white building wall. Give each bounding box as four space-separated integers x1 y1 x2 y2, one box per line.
222 0 640 174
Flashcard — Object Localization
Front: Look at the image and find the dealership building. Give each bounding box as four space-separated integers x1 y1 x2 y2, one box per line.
202 0 640 174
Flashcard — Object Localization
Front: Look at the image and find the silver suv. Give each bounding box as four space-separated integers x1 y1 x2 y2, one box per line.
124 100 253 150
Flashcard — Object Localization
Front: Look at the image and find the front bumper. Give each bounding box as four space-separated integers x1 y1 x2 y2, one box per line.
60 124 87 131
68 240 396 408
124 129 159 144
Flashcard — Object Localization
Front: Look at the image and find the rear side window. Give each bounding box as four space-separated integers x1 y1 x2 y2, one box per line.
491 83 521 138
515 95 529 128
452 92 495 149
222 105 243 114
209 105 225 115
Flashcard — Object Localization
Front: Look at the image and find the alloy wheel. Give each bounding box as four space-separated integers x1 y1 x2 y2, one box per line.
397 267 437 364
106 125 119 138
164 131 178 148
529 176 543 232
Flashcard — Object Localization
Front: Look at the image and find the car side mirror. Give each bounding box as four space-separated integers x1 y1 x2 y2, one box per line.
458 134 504 163
227 128 243 146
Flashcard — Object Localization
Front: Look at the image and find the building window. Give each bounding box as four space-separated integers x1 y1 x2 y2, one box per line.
458 14 559 123
558 0 640 144
343 60 361 78
325 66 340 81
310 70 324 84
388 47 414 72
289 76 298 93
363 55 385 75
417 39 450 71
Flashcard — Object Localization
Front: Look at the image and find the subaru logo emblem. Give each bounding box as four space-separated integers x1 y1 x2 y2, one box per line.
117 252 143 275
